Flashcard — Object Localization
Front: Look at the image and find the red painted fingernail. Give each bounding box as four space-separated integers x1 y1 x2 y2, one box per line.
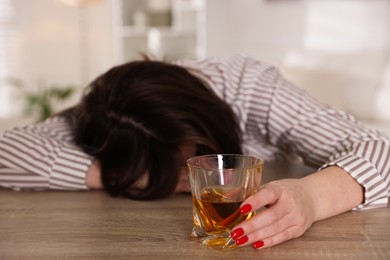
253 240 264 249
240 204 252 215
231 228 244 240
235 235 248 246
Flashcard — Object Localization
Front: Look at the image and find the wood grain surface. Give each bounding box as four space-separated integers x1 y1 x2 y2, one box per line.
1 161 389 259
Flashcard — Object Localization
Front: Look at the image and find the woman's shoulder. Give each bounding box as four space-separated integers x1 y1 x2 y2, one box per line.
175 54 281 90
176 54 271 72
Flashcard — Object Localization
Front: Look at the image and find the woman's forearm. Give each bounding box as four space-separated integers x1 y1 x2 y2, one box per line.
301 166 364 222
86 160 103 189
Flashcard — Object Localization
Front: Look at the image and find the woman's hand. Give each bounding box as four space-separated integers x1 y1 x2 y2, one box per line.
231 178 316 249
231 166 364 249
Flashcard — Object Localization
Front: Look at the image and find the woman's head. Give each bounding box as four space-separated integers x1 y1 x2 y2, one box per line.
72 60 242 200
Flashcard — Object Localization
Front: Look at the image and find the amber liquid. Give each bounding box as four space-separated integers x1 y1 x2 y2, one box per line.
192 185 253 236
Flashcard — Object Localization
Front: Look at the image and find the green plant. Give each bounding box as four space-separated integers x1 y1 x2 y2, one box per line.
24 86 75 121
4 77 76 121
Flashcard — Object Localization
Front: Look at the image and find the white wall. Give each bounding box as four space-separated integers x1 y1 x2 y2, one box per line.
205 0 305 65
13 0 114 89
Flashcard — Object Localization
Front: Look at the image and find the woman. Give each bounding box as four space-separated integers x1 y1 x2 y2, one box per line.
1 55 389 249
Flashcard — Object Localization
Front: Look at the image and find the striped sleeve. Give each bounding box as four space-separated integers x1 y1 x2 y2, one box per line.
0 116 92 190
264 63 390 210
321 141 390 209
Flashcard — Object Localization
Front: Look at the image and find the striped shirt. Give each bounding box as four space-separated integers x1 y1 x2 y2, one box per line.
0 117 91 190
1 55 389 209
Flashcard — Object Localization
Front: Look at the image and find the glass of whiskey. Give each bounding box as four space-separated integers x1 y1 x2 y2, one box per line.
187 154 263 249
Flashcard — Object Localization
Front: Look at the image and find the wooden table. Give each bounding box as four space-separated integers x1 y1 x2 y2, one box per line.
1 161 389 259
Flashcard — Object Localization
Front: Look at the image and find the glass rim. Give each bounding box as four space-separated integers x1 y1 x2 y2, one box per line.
186 154 263 170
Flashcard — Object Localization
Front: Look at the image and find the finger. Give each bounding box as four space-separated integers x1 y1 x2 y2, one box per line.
231 203 289 245
240 184 282 214
252 224 305 249
237 211 293 245
235 217 302 249
238 203 288 232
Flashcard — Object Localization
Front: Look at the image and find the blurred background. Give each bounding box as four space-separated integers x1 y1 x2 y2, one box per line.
0 0 389 135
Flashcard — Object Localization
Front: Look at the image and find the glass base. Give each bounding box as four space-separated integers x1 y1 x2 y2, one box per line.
190 228 237 249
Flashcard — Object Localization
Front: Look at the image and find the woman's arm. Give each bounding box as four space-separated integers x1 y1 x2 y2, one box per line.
86 160 103 189
210 55 390 248
232 165 364 249
0 116 93 190
301 166 364 221
261 62 390 209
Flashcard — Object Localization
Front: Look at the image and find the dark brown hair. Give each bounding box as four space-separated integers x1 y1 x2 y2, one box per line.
69 60 242 200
